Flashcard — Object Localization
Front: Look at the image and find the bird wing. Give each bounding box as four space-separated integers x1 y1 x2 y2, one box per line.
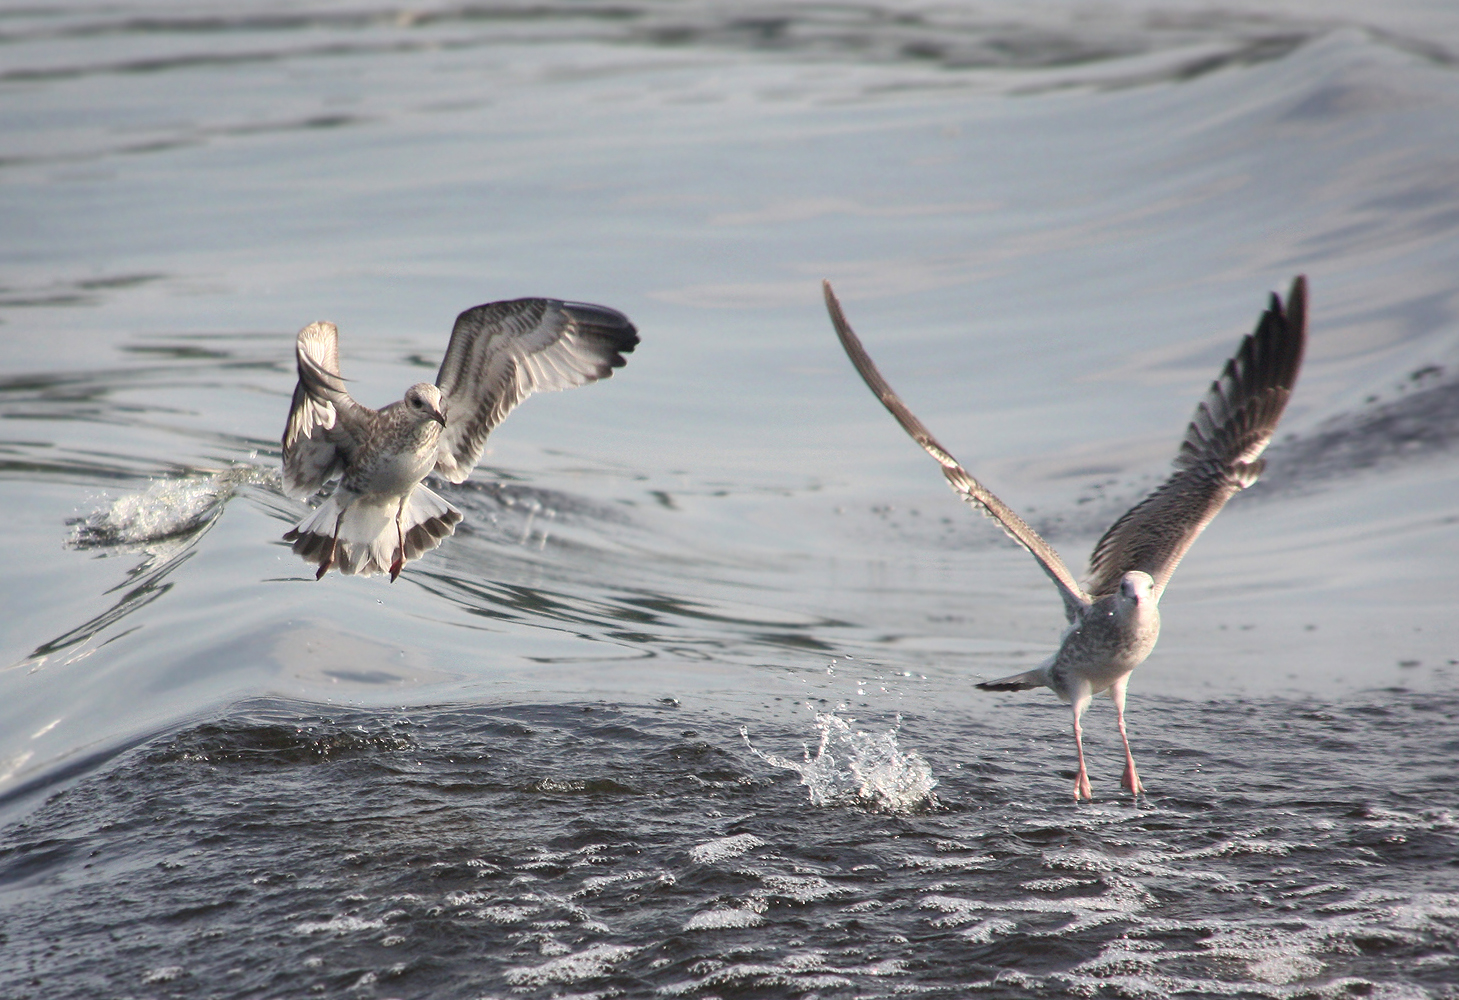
431 298 639 483
1083 276 1308 601
281 321 369 499
824 280 1091 622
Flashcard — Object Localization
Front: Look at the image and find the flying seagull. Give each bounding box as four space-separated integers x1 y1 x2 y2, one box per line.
823 277 1306 799
281 297 638 580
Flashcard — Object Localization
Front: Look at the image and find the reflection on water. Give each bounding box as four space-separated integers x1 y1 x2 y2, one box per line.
3 1 1459 997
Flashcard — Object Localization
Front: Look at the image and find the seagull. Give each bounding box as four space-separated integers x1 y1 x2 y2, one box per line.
281 297 638 580
823 277 1307 799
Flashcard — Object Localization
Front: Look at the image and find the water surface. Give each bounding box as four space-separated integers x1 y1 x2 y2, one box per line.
2 2 1458 996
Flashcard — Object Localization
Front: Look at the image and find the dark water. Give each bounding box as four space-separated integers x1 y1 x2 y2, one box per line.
4 694 1457 997
4 1 1459 997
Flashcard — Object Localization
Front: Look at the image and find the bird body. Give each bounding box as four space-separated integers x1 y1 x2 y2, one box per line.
979 570 1161 797
824 278 1307 799
283 380 459 578
281 299 637 580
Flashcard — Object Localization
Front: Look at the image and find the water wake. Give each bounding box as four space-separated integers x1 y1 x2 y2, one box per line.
68 465 273 551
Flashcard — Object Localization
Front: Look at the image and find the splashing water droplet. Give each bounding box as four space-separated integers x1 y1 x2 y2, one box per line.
742 709 937 813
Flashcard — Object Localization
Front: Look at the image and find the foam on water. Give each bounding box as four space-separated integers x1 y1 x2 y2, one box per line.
741 704 938 813
688 832 766 864
292 914 386 937
504 943 639 987
683 907 763 930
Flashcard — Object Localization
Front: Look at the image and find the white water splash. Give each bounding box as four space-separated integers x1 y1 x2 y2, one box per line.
69 465 273 551
743 706 938 813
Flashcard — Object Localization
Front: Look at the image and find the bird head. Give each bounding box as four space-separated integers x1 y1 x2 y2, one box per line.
404 383 447 426
1119 571 1155 605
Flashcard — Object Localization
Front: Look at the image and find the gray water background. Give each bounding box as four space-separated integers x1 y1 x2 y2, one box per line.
2 2 1458 996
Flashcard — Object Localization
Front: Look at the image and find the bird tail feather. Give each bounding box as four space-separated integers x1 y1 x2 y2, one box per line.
976 667 1050 692
284 485 462 577
399 485 463 563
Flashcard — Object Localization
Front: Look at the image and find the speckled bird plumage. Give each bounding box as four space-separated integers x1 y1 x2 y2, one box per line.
281 297 638 580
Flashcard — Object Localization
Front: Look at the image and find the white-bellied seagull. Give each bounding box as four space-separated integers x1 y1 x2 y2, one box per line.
823 277 1306 799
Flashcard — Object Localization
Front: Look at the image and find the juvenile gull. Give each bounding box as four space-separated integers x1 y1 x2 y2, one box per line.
823 277 1307 799
282 297 638 580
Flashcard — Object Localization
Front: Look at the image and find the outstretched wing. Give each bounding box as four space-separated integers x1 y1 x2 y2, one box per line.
824 280 1090 622
432 298 639 483
281 321 367 499
1083 276 1308 601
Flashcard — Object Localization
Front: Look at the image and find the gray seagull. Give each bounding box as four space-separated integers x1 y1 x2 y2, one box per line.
281 297 638 580
824 277 1306 799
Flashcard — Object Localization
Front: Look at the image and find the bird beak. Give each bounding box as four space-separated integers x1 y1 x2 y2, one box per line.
430 404 447 427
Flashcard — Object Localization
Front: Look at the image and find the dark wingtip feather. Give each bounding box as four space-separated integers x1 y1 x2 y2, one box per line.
561 301 640 367
1282 273 1308 382
1082 275 1310 599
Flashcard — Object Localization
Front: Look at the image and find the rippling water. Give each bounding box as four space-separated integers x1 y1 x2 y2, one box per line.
3 2 1458 997
5 696 1458 996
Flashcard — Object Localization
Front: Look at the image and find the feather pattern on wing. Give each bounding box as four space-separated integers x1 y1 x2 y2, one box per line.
432 298 639 483
282 321 367 499
1083 276 1307 600
823 280 1091 622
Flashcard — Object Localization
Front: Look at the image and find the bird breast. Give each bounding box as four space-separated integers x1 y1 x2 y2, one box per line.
1052 594 1162 694
344 419 443 499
